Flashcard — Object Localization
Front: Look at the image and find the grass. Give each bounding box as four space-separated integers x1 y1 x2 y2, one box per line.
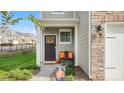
0 50 36 71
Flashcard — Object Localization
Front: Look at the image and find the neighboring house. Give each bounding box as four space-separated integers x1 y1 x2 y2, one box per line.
36 11 124 81
0 27 36 45
0 28 18 44
17 32 36 44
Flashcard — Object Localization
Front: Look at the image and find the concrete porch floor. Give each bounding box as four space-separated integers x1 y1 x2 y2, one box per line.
30 63 89 81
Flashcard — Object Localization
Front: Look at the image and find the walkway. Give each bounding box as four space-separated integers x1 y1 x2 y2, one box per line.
30 63 58 81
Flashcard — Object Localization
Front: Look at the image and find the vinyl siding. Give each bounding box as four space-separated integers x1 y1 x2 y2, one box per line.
78 11 90 76
43 27 74 60
75 11 80 18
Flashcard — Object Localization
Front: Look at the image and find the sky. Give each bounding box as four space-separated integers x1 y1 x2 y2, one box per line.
0 11 41 34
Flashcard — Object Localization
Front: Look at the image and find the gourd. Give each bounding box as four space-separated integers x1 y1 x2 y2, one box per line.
59 51 65 59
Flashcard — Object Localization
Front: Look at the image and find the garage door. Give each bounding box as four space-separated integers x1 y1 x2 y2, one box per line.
105 23 124 81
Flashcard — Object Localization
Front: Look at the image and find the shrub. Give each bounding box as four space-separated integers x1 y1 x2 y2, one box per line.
65 75 74 81
65 67 73 76
0 70 8 80
67 62 74 68
61 60 74 69
61 60 73 65
8 69 32 80
20 64 40 70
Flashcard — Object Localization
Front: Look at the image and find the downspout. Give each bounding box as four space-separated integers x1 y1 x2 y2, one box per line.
89 11 92 79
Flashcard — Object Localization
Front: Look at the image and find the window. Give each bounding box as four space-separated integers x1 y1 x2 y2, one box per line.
59 29 72 44
52 11 64 14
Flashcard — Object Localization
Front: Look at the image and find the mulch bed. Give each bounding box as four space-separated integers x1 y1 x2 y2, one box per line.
74 66 90 81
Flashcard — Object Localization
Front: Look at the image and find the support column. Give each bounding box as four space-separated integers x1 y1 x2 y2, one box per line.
36 26 43 66
40 28 43 63
74 25 78 66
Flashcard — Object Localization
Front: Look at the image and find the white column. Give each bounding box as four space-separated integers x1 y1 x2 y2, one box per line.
40 28 43 63
74 25 78 66
36 26 42 66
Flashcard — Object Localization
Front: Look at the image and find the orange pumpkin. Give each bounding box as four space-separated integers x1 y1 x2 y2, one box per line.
68 51 73 59
59 51 65 59
56 70 65 78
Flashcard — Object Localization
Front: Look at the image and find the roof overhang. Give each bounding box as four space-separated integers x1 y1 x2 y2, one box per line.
41 18 79 23
41 18 79 27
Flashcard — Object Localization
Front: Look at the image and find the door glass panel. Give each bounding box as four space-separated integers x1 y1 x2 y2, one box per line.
46 36 55 44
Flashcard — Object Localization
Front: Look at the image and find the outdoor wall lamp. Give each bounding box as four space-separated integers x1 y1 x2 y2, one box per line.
96 24 104 38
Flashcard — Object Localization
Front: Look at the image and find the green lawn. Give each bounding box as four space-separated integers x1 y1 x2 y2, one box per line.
0 50 36 71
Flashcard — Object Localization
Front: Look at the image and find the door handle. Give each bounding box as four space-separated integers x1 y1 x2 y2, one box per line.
106 67 116 69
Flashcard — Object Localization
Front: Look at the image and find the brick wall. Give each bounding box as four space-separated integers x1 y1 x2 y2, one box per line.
91 11 124 80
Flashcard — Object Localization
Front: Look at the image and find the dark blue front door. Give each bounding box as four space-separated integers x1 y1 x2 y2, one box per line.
45 35 56 61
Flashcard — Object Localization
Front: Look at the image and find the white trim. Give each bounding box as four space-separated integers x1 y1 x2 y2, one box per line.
41 18 79 23
52 11 64 15
59 28 72 44
40 19 79 28
43 34 57 63
36 26 42 66
88 12 91 78
74 26 78 66
104 22 107 81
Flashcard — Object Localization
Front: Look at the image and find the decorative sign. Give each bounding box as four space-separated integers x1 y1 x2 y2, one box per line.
46 36 55 44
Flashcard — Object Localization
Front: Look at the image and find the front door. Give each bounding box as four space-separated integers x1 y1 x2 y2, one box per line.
45 35 56 61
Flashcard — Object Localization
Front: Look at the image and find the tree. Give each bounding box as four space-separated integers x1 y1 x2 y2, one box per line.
0 11 23 32
28 15 46 30
0 11 23 25
0 11 46 32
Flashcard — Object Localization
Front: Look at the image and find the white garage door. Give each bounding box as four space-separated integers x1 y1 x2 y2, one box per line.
105 23 124 81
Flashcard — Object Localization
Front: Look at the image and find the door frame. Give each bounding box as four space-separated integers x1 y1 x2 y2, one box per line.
104 22 124 80
43 34 57 63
